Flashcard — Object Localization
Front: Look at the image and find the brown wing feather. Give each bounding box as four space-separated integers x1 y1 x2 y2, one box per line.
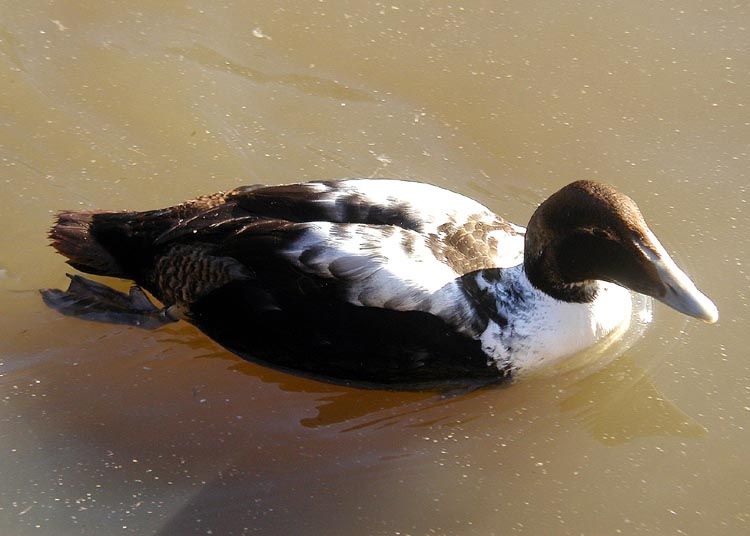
428 218 519 274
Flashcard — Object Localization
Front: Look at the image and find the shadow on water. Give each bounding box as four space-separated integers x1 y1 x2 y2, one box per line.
185 346 470 430
166 320 705 442
558 355 706 445
146 346 706 536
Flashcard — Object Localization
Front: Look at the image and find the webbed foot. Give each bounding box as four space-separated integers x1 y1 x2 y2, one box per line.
41 274 178 330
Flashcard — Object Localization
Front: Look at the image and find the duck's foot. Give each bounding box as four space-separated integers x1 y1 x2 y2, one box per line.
41 274 179 330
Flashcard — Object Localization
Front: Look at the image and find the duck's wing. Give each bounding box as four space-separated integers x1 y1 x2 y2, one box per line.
181 218 510 384
159 179 526 272
226 179 497 232
145 179 526 336
199 216 514 339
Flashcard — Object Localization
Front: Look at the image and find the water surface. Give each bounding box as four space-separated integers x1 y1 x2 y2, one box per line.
1 1 748 534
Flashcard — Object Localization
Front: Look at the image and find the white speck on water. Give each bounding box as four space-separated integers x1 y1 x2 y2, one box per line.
252 27 271 40
50 19 69 31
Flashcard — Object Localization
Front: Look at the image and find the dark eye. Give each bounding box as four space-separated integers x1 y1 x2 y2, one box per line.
592 228 611 240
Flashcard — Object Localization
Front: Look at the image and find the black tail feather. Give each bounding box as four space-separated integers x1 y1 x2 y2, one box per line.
49 211 126 277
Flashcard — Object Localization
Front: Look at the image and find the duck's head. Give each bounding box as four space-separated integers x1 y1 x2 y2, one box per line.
524 180 718 323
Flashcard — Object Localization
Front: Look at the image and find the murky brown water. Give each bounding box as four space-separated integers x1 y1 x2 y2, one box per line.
1 1 748 534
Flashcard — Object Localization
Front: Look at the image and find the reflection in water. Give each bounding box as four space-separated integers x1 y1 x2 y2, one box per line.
559 355 705 445
144 346 708 535
163 306 700 445
196 347 484 430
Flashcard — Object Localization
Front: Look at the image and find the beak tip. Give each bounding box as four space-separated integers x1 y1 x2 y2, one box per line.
634 230 719 325
669 291 718 324
700 303 719 324
655 278 719 325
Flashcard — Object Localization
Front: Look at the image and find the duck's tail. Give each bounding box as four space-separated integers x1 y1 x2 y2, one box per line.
49 211 128 278
49 191 234 280
45 209 188 327
49 207 184 279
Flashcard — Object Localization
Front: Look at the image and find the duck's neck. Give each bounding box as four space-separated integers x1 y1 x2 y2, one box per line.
523 231 599 304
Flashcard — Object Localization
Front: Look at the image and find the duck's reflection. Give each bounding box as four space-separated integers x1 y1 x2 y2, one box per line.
10 320 707 536
186 343 456 430
558 355 705 444
147 347 706 536
172 320 704 444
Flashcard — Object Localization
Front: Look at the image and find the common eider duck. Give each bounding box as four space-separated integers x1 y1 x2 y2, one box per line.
42 179 718 385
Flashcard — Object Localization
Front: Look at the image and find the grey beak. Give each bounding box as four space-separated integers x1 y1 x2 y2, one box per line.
655 261 719 323
641 231 718 324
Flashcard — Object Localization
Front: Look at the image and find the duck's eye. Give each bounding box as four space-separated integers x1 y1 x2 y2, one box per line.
630 230 647 244
590 228 612 240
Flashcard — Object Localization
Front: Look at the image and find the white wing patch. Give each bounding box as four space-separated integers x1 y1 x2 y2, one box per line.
226 178 525 272
317 179 526 269
283 222 473 327
487 229 525 267
327 179 509 233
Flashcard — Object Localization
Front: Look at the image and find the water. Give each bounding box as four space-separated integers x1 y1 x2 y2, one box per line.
1 1 748 534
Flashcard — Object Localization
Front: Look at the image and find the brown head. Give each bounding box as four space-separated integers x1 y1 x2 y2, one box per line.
524 180 718 323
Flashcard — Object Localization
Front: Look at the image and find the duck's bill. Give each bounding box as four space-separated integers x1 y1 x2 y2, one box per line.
643 234 718 324
653 260 718 323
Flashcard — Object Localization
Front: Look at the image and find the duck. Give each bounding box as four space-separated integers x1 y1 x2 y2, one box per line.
41 179 718 386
